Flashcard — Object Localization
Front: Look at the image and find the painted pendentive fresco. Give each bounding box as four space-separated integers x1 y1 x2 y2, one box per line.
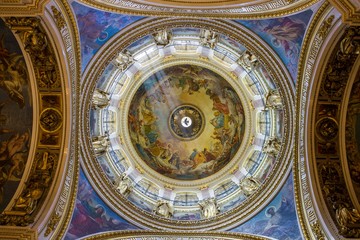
71 1 143 72
65 168 138 240
0 19 32 213
236 10 313 82
128 64 245 180
230 172 302 240
345 76 360 198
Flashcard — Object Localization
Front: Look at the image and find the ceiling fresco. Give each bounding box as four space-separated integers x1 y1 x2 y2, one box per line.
65 167 138 240
0 19 32 213
236 10 313 82
71 1 144 72
4 0 360 239
128 64 245 180
79 2 295 230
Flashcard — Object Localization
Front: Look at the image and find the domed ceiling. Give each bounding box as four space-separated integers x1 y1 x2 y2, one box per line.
81 14 295 230
8 0 360 239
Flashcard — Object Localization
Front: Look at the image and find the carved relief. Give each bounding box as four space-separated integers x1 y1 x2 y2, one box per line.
114 173 132 196
199 29 218 49
39 108 63 133
265 89 283 110
92 135 110 156
153 200 173 218
199 198 219 219
263 137 281 157
315 117 338 142
51 6 65 30
92 88 110 110
320 27 360 99
5 17 61 90
239 177 260 196
115 49 134 72
237 50 259 72
153 29 172 47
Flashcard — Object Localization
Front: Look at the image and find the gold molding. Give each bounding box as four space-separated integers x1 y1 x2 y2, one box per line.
82 230 272 240
329 0 360 26
79 0 320 19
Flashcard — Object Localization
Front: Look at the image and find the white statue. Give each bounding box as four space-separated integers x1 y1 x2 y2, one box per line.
199 198 219 219
265 89 283 110
153 200 173 218
153 29 172 46
114 173 132 196
115 49 134 71
240 177 260 196
92 135 109 156
263 137 281 157
92 88 109 110
199 29 218 49
238 50 259 71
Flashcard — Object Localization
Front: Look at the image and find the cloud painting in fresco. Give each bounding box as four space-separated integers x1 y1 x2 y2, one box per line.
65 168 138 240
230 172 302 240
235 10 313 82
71 2 143 72
0 19 32 213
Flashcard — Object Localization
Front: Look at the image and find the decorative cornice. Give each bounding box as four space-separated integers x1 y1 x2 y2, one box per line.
79 0 320 19
82 230 272 240
0 0 47 16
329 0 360 26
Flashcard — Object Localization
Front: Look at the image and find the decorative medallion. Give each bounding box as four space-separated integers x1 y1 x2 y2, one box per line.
169 105 204 140
40 108 62 133
315 117 338 141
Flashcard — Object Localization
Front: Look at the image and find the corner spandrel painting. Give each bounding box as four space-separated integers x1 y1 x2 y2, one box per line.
0 19 32 212
129 64 245 180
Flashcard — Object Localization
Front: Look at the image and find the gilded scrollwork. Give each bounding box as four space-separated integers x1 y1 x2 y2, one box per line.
44 211 61 237
239 177 260 196
39 108 63 133
320 27 360 99
1 151 58 225
318 15 334 40
315 117 338 142
5 17 61 90
51 6 66 30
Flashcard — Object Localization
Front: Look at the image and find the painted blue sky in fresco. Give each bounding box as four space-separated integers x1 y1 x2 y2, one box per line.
230 171 302 240
235 10 313 83
64 168 138 240
71 2 143 72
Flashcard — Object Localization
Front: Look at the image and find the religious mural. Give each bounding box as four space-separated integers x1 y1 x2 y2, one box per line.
71 1 143 72
65 168 138 240
0 19 32 213
230 172 302 240
345 76 360 197
236 10 313 82
128 64 245 180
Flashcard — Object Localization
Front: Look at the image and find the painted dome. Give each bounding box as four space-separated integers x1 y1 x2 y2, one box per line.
83 20 293 229
128 64 245 180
